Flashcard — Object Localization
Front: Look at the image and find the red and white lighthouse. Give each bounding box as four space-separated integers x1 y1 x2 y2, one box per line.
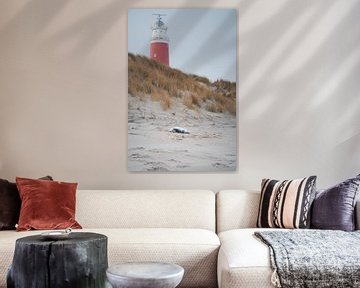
150 14 169 66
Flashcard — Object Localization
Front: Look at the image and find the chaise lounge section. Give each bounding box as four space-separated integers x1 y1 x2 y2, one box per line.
216 189 360 288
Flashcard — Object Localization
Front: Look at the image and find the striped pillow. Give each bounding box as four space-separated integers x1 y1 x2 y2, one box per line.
257 176 316 229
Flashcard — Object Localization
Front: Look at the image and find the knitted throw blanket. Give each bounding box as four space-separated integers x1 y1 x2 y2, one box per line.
255 230 360 288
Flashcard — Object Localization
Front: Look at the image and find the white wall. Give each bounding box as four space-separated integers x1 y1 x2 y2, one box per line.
0 0 359 191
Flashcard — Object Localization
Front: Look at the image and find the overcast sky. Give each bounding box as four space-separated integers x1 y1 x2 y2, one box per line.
128 8 237 82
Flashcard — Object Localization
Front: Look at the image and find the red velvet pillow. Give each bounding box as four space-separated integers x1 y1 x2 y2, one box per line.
0 176 53 230
16 177 82 231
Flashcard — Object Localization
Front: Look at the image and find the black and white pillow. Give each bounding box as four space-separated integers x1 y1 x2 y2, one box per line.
257 176 316 229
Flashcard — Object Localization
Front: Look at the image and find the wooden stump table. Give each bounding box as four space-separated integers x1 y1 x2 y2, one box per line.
7 232 108 288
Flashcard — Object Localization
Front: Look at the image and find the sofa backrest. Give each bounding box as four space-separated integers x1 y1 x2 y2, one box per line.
76 190 216 231
217 190 360 233
216 190 260 233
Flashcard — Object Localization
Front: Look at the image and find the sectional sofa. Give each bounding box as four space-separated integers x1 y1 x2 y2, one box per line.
0 189 359 288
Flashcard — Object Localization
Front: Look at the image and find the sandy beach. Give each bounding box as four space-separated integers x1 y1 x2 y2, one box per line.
128 94 237 172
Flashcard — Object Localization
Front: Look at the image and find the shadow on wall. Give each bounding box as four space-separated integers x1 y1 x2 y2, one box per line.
236 0 360 154
238 0 360 113
0 0 359 183
43 0 136 56
0 0 142 178
0 0 142 57
0 0 70 36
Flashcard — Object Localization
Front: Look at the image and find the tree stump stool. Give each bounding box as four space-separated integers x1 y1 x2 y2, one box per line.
7 232 108 288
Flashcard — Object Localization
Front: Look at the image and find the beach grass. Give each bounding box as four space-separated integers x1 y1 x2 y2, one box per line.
128 53 236 115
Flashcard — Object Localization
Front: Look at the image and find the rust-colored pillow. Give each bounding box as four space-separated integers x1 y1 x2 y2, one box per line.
16 177 82 231
0 176 53 230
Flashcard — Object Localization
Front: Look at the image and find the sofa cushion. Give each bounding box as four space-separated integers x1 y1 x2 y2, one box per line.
16 177 82 231
257 176 316 229
218 228 276 288
311 174 360 231
76 190 216 231
0 228 220 288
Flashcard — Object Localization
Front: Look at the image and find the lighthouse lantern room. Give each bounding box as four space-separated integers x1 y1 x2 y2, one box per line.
150 14 170 66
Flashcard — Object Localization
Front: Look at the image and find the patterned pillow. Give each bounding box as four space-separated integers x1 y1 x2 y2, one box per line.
257 176 317 229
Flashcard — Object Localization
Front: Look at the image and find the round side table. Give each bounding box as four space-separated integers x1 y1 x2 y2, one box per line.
106 262 184 288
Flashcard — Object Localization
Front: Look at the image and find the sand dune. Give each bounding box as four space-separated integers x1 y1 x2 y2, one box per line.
128 94 237 172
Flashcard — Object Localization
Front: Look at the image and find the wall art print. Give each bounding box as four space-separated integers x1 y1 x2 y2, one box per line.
128 8 237 172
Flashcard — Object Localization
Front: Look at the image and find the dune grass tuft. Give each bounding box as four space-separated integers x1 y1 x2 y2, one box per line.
128 53 236 115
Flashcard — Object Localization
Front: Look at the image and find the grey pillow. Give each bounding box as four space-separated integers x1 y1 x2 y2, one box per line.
311 174 360 231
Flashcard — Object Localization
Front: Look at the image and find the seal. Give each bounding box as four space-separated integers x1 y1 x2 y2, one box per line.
169 127 190 134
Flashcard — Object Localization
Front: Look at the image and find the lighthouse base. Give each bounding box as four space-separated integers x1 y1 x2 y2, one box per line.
150 41 169 66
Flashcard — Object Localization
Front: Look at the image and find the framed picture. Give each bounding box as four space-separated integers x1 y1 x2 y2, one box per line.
128 8 237 172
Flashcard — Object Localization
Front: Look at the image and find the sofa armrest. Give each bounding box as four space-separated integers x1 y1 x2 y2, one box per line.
356 200 360 230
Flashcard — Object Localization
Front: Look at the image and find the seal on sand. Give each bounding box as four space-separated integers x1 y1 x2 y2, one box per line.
169 127 190 134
